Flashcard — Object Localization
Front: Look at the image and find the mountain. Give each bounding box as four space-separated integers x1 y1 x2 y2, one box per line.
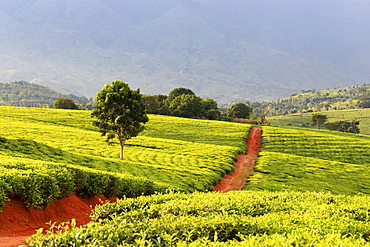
198 0 370 63
0 0 369 103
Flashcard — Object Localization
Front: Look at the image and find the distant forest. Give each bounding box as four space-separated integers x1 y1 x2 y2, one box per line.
0 81 94 109
250 84 370 117
1 81 370 120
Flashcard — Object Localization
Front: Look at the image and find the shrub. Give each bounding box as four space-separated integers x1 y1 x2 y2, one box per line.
0 179 10 211
54 98 79 109
26 191 370 246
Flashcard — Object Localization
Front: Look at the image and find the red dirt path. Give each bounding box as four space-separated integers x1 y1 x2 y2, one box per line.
214 127 262 192
0 193 116 247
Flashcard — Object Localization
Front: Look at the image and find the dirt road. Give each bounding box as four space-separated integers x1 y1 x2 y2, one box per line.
214 127 262 192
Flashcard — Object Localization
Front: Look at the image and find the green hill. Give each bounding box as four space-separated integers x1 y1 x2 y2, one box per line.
254 84 370 116
259 84 370 135
0 106 249 208
0 81 93 108
25 124 370 246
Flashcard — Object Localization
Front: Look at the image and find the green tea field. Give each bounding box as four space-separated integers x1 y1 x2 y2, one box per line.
267 108 370 135
2 106 370 246
28 191 370 246
245 126 370 194
0 106 250 209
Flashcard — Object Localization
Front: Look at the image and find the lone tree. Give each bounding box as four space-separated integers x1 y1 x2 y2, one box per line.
310 113 328 129
92 80 149 159
54 98 78 109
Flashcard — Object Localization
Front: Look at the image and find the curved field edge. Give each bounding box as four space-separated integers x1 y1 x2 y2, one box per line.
0 106 251 209
26 191 370 246
0 156 155 210
244 125 370 194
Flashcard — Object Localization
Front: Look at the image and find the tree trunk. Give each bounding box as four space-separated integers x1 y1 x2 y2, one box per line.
120 141 125 160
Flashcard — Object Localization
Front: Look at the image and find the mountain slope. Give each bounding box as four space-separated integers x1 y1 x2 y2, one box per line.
0 0 368 103
0 81 92 107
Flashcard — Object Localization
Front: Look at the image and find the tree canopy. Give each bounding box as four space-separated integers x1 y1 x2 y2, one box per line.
54 98 79 109
142 95 159 114
169 94 205 118
141 88 222 120
227 103 253 119
325 120 360 134
91 80 149 159
166 88 195 105
310 113 328 129
357 95 370 108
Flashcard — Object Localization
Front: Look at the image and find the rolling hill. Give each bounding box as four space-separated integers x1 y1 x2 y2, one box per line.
0 106 250 208
255 83 369 114
1 106 370 245
260 84 370 134
0 81 93 107
267 108 370 136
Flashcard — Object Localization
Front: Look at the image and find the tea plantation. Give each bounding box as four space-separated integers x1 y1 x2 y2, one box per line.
27 191 370 246
0 106 250 208
2 106 370 246
245 126 370 195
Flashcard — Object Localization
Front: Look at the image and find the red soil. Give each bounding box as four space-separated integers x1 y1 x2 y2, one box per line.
0 193 116 247
214 127 262 192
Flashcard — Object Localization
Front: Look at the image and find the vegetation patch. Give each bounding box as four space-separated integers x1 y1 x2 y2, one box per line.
0 81 92 108
254 84 370 117
0 106 250 208
0 156 155 208
26 191 370 246
245 126 370 194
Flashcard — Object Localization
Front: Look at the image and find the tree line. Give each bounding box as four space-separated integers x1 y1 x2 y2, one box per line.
89 81 255 159
250 84 370 117
141 87 253 120
56 85 254 121
310 113 360 134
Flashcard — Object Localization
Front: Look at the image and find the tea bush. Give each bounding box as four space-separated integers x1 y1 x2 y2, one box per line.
26 191 370 246
0 158 155 208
